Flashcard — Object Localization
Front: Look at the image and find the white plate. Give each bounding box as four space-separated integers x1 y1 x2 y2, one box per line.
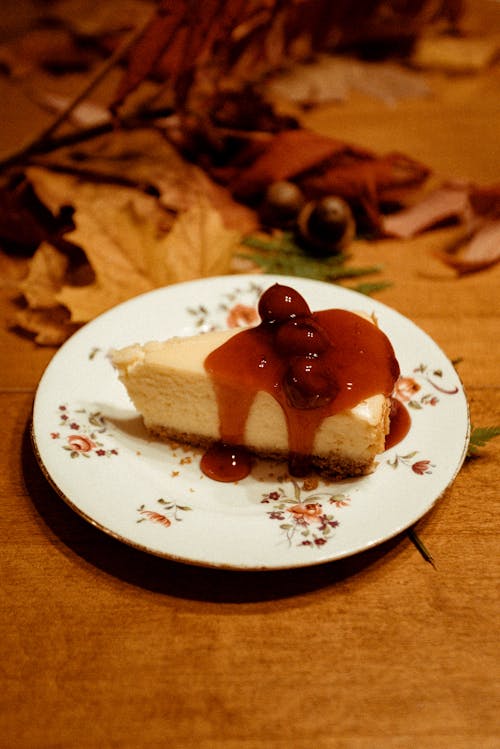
32 275 470 570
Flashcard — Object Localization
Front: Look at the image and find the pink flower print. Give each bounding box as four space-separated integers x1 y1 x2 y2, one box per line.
412 460 433 475
226 304 259 328
269 510 285 520
394 376 421 403
138 510 171 527
289 502 323 524
67 434 96 453
261 478 348 549
261 490 282 504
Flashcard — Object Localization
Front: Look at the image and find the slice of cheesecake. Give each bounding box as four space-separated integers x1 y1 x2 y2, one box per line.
112 284 400 480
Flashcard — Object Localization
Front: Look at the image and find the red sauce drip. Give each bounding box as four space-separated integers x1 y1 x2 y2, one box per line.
200 443 253 482
202 284 400 481
385 397 411 449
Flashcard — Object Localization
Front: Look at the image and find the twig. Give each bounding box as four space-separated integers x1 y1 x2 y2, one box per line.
27 158 160 195
1 105 174 166
0 15 152 172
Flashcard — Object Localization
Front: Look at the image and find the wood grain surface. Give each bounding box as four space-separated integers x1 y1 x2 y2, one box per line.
1 3 499 747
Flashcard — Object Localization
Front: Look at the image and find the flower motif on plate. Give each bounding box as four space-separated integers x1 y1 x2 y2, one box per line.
261 478 351 548
137 498 192 527
51 404 118 458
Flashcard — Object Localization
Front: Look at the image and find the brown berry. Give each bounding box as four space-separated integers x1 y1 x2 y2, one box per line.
260 181 305 227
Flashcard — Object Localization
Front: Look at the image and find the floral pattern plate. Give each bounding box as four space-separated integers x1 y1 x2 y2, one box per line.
32 275 470 570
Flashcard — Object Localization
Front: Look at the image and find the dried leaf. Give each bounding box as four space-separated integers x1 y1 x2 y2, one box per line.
37 128 258 232
469 184 500 220
300 152 430 231
112 1 187 109
45 0 153 38
438 220 500 274
112 0 461 109
230 129 373 199
0 27 94 78
0 182 54 250
225 128 429 230
23 166 239 324
380 180 500 273
266 55 431 107
18 241 69 308
158 196 240 285
14 306 79 346
412 34 500 73
382 185 470 238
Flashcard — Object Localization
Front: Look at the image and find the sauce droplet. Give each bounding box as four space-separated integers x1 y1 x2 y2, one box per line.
385 398 411 449
200 443 253 482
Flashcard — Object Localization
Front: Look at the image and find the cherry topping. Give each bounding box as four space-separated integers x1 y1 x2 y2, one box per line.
274 318 329 358
284 356 337 410
258 283 311 325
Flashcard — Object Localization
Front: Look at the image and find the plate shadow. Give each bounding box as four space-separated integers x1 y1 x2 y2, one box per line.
24 419 409 603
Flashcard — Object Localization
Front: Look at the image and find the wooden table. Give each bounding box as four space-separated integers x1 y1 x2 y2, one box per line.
1 8 499 748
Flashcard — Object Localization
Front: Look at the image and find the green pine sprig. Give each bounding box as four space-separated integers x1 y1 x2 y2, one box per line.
467 426 500 457
407 527 436 568
240 232 388 294
349 280 393 296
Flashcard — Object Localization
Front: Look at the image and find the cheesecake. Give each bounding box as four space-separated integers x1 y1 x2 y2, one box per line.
112 284 400 480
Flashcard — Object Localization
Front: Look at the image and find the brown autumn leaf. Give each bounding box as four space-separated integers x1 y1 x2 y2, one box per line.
411 33 500 73
15 306 80 346
17 167 240 336
0 26 95 79
0 181 55 250
266 55 431 107
227 128 430 231
111 0 462 110
45 0 153 39
37 128 258 232
152 196 242 285
381 180 500 273
301 152 431 230
437 220 500 274
15 238 95 343
229 129 374 199
18 240 69 309
382 185 470 239
469 184 500 220
383 182 500 239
